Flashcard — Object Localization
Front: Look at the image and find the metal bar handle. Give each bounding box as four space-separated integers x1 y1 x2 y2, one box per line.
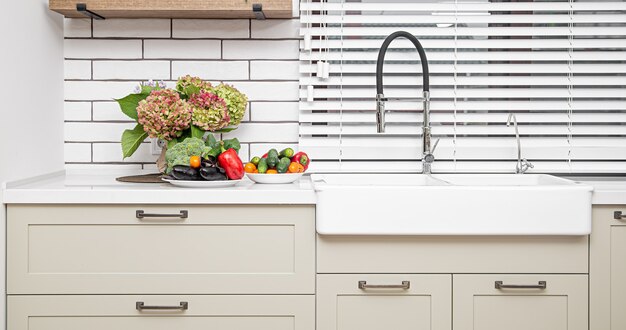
615 211 626 220
136 301 188 311
358 280 410 290
495 281 547 290
136 210 188 219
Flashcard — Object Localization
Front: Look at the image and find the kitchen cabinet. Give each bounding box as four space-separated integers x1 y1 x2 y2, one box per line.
8 295 314 330
590 205 626 330
453 274 588 330
49 0 293 19
7 204 315 294
317 274 451 330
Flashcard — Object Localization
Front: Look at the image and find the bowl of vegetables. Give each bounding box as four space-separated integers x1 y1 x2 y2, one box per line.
244 148 310 184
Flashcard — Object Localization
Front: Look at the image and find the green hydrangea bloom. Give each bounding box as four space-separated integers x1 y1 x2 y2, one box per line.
176 75 212 97
210 83 248 126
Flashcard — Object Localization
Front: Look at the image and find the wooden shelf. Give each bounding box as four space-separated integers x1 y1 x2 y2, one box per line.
49 0 293 19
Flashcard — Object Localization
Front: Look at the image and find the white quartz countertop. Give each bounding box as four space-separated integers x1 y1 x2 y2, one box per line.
2 171 625 205
2 170 317 205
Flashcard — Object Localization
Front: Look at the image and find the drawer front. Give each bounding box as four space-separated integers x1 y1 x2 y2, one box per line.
318 235 588 273
8 295 314 330
317 274 452 330
453 274 588 330
7 205 315 294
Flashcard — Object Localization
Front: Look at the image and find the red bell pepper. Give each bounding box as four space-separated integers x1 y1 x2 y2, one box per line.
291 152 310 171
218 148 244 180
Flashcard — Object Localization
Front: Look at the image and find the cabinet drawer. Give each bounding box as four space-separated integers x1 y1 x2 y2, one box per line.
7 205 315 294
318 235 588 273
453 274 588 330
8 295 314 330
317 274 452 330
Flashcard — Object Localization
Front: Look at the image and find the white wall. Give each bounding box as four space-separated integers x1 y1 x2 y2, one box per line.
63 18 301 171
0 0 65 328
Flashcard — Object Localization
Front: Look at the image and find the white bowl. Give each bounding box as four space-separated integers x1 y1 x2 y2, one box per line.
246 172 304 184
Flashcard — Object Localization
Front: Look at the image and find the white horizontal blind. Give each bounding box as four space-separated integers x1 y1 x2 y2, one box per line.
299 0 626 173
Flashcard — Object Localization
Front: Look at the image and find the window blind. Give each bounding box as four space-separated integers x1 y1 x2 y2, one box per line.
299 0 626 174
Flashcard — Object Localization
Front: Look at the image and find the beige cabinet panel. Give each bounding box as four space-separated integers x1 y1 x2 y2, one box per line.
7 205 315 294
318 235 588 274
454 274 588 330
317 274 451 330
8 295 314 330
590 205 626 330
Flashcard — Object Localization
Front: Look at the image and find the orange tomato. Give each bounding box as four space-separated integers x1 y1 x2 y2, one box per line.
189 155 201 169
266 169 278 174
288 162 300 173
244 162 257 173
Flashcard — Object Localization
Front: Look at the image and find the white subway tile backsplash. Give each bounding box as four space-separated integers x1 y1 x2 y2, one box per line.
93 102 133 121
144 40 221 59
64 143 92 163
65 60 92 79
93 143 156 163
63 18 301 168
93 60 170 80
251 102 299 122
65 81 139 101
64 102 92 121
64 18 91 38
223 40 299 60
93 19 171 38
251 19 300 39
65 39 143 59
172 61 249 81
229 81 299 101
65 122 137 142
173 19 249 39
222 123 299 143
250 61 299 80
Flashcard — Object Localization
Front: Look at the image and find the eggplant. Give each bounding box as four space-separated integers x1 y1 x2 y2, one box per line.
171 165 200 181
200 167 227 181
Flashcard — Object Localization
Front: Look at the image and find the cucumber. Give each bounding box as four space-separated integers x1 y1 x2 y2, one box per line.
279 148 295 158
277 157 291 173
266 149 279 168
257 158 268 173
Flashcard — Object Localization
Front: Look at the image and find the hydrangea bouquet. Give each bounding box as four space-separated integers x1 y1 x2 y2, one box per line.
116 76 247 162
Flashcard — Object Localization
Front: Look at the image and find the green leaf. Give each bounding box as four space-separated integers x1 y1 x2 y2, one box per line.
206 134 218 148
208 147 221 158
191 125 206 139
115 90 150 120
167 138 179 150
121 125 148 159
223 138 241 152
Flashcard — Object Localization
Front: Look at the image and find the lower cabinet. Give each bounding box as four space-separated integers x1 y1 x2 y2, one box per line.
8 295 315 330
453 274 588 330
590 205 626 330
317 274 452 330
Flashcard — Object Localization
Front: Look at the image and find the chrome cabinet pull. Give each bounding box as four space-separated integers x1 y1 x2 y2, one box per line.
495 281 547 290
136 301 188 311
136 210 188 219
358 280 410 290
614 211 626 220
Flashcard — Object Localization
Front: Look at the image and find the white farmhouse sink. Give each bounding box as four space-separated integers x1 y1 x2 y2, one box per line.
311 174 593 236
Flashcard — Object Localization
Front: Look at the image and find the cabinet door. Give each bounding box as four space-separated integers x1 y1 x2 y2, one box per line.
590 205 626 330
317 274 451 330
454 274 588 330
7 205 315 294
8 295 314 330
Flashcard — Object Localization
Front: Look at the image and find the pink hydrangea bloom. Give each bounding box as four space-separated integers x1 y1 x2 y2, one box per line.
137 89 192 140
188 92 230 132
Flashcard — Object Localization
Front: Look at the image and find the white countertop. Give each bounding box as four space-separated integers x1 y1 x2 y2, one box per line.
1 170 317 205
2 171 625 205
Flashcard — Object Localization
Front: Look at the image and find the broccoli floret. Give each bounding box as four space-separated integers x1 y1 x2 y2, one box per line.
165 137 210 173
